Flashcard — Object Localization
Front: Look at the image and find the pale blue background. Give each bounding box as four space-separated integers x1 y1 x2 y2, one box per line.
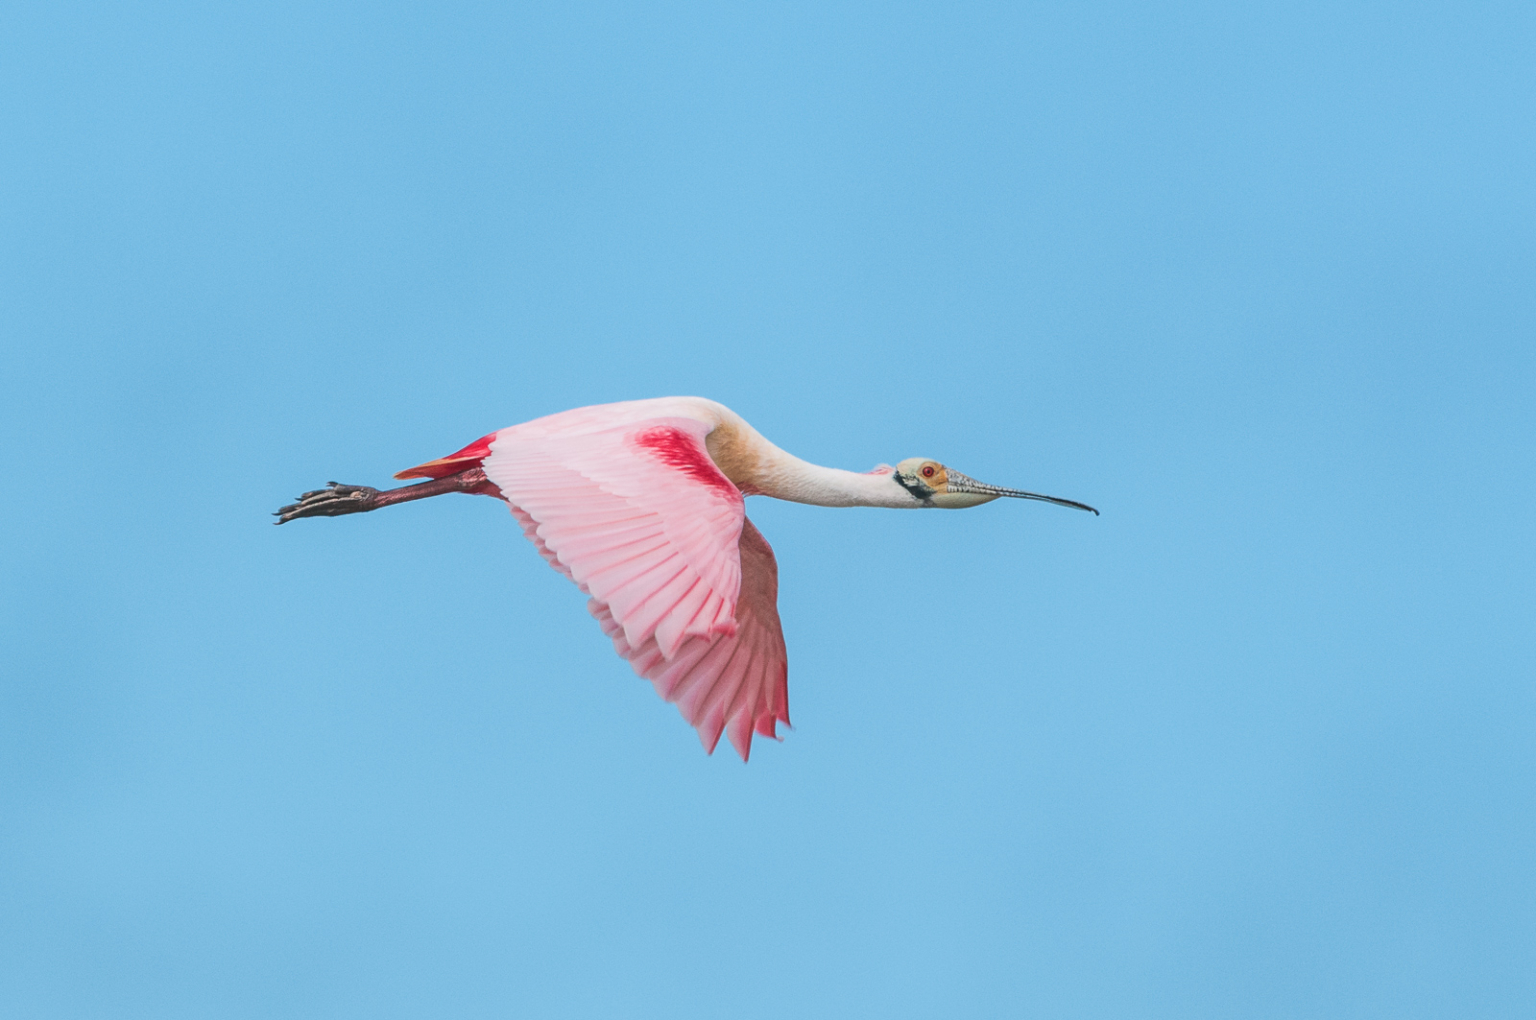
2 2 1533 1017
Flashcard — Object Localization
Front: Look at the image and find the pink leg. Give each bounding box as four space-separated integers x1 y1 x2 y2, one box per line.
274 467 498 524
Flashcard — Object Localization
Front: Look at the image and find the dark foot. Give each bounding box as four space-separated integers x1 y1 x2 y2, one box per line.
274 467 497 525
274 482 381 524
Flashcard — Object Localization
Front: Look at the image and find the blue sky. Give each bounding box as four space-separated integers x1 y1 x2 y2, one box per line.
2 2 1533 1017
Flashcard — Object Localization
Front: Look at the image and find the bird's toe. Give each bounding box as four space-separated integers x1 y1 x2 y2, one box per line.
273 482 379 523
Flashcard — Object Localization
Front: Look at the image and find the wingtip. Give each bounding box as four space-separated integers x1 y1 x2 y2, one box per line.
727 713 755 761
699 714 726 756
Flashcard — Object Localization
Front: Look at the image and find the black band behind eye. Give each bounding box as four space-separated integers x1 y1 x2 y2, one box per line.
894 472 935 500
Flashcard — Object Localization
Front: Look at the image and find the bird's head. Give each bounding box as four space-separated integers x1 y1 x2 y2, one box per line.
890 457 1099 514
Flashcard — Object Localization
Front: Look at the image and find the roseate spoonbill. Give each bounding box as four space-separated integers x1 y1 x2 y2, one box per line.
275 397 1096 759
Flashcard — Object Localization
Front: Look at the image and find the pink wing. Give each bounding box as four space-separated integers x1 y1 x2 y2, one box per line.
482 417 790 759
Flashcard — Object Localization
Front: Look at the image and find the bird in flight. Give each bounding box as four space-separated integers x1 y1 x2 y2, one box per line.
276 397 1096 760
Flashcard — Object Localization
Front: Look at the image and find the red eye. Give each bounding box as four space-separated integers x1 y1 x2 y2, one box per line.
921 466 935 478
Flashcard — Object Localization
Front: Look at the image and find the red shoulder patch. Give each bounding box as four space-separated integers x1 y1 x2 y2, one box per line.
633 425 740 498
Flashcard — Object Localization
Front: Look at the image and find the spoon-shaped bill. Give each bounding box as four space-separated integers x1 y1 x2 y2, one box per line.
946 471 1099 515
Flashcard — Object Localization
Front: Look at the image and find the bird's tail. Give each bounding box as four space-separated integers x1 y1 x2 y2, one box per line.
393 430 501 480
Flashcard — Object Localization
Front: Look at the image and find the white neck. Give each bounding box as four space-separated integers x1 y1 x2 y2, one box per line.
701 405 920 509
754 455 919 508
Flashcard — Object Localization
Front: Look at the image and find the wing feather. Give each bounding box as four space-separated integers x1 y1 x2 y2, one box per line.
482 416 789 759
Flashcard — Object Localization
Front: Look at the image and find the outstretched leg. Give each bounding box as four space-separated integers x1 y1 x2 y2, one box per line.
274 466 496 524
